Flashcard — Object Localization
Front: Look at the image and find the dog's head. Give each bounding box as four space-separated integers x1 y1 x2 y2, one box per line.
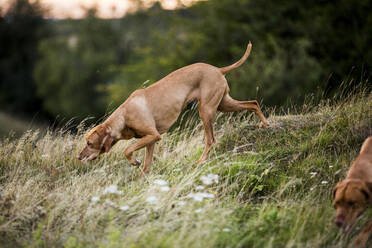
77 125 116 162
333 179 372 231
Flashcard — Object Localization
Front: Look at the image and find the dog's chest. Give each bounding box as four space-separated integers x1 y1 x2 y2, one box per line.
121 127 142 139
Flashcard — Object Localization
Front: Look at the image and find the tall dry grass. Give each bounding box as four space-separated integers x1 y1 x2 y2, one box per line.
0 91 371 247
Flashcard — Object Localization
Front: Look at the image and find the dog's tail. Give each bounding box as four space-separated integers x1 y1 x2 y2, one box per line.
219 42 252 75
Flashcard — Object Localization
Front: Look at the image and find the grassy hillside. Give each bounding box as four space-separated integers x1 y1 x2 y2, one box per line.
0 92 371 247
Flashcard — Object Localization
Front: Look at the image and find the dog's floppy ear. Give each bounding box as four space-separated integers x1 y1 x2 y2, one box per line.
362 181 372 204
333 182 343 199
86 126 99 142
102 135 114 153
333 185 339 199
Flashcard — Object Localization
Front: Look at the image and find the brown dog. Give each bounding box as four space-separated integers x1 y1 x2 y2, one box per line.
333 136 372 247
78 42 267 172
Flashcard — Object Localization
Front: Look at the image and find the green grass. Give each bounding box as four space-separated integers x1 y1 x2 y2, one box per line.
0 92 371 248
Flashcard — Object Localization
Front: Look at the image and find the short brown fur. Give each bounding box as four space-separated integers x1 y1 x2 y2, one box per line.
333 136 372 247
78 42 267 173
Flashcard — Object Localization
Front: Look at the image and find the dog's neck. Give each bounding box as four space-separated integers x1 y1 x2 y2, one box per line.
347 161 372 183
345 138 372 181
347 165 370 182
103 114 125 139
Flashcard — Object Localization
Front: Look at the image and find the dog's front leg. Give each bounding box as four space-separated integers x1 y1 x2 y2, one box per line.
124 133 161 170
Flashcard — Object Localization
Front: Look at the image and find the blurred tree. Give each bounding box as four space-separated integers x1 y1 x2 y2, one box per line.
31 0 372 123
0 0 49 115
34 9 125 120
105 0 371 108
301 0 372 92
105 0 323 107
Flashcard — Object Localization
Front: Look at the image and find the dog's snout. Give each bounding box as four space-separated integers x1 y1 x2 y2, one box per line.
334 217 344 228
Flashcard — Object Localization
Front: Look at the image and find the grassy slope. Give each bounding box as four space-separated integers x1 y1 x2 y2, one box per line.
0 92 371 248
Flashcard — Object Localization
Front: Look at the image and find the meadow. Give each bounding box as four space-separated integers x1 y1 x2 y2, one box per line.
0 90 371 248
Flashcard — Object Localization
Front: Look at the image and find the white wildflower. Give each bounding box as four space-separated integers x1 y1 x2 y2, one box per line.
195 185 205 190
41 154 50 158
222 228 231 232
119 205 130 211
94 168 105 173
188 193 204 202
154 179 168 186
200 174 219 185
160 186 170 192
200 176 213 185
321 180 328 184
187 192 215 202
103 185 123 195
329 166 333 168
177 201 186 206
195 209 202 213
310 172 318 176
91 196 100 202
146 196 158 204
202 192 215 199
310 186 315 191
105 199 117 207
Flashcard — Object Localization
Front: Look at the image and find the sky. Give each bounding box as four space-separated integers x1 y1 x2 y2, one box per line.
0 0 200 18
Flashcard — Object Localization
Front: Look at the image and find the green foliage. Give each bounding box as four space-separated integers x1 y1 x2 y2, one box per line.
0 0 49 114
102 0 371 110
26 221 46 248
2 0 372 122
34 11 123 120
64 237 86 248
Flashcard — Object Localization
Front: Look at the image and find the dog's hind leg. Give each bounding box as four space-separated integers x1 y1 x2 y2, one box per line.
197 107 216 164
196 88 225 164
218 94 267 128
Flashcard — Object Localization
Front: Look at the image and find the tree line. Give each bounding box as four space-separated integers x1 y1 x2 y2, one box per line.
1 0 371 124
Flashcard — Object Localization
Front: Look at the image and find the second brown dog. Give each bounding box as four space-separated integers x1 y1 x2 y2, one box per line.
333 136 372 247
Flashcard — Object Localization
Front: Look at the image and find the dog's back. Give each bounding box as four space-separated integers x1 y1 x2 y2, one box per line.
347 136 372 183
361 136 372 155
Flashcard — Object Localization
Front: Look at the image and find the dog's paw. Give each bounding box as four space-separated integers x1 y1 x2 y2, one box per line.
259 122 268 129
140 168 150 175
196 158 206 164
130 158 141 167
